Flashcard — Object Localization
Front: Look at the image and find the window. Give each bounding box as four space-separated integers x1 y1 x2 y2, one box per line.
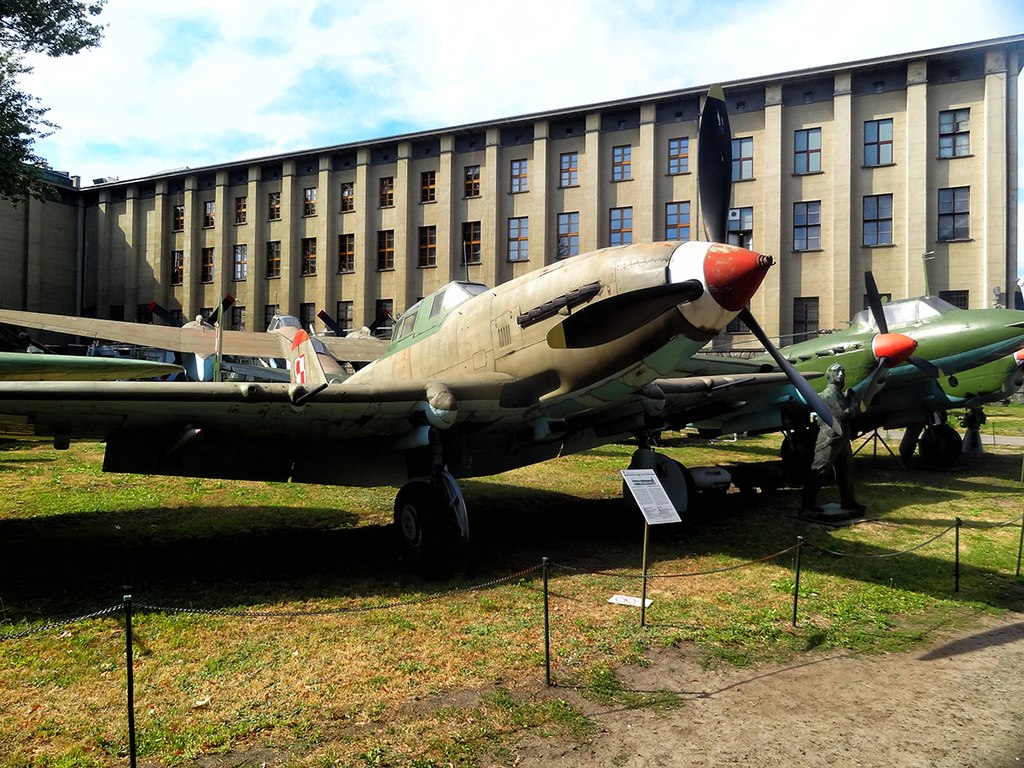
418 225 437 267
336 300 353 331
136 303 153 324
464 165 480 197
379 177 394 207
728 207 754 249
938 186 970 241
203 201 215 228
557 212 580 258
172 204 185 231
169 309 184 326
377 230 395 270
231 305 246 331
200 247 215 282
732 137 753 181
794 128 821 174
109 305 124 321
668 137 689 175
612 145 632 182
300 302 316 330
340 181 355 212
374 299 394 338
233 244 248 280
864 119 893 166
863 194 893 246
234 196 247 225
266 240 281 278
793 297 819 344
268 192 281 220
510 159 528 193
793 201 821 251
420 171 436 203
200 307 213 322
939 289 969 309
303 187 317 216
264 304 279 330
609 207 633 246
170 250 184 285
560 152 579 187
665 201 691 241
507 217 529 262
461 221 481 265
301 237 317 276
337 233 354 273
939 108 970 158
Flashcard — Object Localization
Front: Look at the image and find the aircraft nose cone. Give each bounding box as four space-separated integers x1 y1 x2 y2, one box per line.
703 244 774 311
872 332 917 366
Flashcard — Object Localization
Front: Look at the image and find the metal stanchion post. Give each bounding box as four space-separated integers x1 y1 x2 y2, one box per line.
792 536 804 627
955 518 962 593
640 522 650 628
1016 514 1024 578
123 594 137 768
542 558 551 687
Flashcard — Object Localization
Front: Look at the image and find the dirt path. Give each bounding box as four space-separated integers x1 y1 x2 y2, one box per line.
509 610 1024 768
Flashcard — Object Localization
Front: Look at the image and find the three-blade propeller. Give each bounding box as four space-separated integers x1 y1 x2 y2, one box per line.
859 272 932 408
695 87 840 434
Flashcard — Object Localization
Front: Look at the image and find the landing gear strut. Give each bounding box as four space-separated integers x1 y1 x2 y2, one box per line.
394 470 468 574
394 427 469 574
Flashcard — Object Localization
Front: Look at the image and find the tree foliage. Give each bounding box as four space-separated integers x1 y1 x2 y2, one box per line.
0 0 105 204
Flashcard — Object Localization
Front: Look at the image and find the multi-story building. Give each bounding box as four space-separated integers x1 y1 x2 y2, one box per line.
2 34 1021 347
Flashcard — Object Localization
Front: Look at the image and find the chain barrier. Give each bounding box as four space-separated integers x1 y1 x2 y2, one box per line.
806 524 955 559
651 544 801 579
0 603 123 641
135 564 542 619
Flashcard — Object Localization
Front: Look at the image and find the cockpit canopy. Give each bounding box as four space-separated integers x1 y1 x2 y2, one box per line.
266 314 302 333
390 281 489 346
849 296 958 333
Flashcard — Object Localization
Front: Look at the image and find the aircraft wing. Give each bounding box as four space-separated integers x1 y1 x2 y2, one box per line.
652 371 821 431
670 353 773 377
0 308 387 363
0 352 182 381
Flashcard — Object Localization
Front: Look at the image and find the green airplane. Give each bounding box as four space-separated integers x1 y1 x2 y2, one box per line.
0 350 182 381
675 274 1024 474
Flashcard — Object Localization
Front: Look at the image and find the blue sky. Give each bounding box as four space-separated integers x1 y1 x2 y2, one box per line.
18 0 1024 269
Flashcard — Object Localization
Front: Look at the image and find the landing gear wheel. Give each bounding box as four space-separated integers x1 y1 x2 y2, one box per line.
918 423 963 469
623 448 693 516
900 424 923 462
394 475 466 575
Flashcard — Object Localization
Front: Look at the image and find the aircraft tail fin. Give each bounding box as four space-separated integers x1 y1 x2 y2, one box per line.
283 328 332 386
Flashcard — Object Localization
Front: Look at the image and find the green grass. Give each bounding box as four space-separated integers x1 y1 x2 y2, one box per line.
1 433 1023 766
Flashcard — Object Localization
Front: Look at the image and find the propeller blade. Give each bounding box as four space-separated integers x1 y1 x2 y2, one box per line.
147 301 184 327
906 356 941 377
547 280 704 349
864 271 888 334
697 84 732 244
317 309 346 336
859 358 890 411
739 307 838 435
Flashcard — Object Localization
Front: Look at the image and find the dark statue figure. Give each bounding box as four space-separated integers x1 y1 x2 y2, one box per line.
801 363 867 516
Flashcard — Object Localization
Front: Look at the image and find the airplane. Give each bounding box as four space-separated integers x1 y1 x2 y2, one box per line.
675 274 1024 475
0 86 834 570
0 300 388 382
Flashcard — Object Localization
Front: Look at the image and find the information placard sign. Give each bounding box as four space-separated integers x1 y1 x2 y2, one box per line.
621 469 682 525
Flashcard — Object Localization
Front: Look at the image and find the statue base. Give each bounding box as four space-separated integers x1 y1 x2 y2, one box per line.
799 502 867 522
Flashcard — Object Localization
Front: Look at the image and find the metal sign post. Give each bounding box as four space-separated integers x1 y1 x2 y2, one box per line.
621 469 682 626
